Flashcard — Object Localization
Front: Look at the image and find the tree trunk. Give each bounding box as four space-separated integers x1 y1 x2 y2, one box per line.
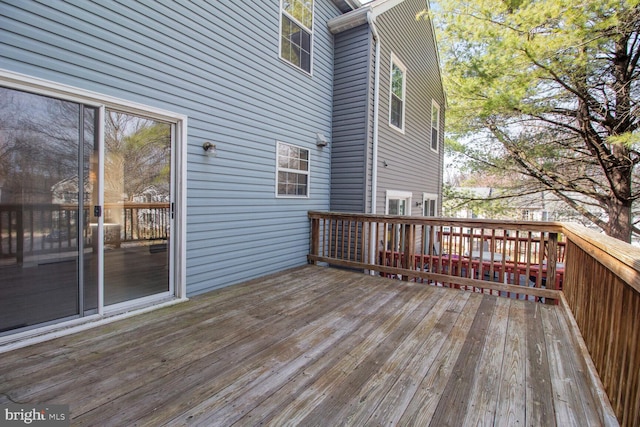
605 142 634 242
606 179 633 242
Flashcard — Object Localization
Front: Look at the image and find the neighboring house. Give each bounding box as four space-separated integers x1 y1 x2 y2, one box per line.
447 186 611 228
51 176 93 205
0 0 444 344
447 187 553 221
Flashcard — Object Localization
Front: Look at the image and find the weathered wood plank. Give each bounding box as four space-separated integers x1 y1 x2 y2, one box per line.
541 303 597 426
396 293 484 425
428 295 498 426
265 282 442 425
525 301 556 426
553 301 614 426
494 298 527 425
462 296 511 426
347 291 463 426
159 276 435 426
232 288 455 426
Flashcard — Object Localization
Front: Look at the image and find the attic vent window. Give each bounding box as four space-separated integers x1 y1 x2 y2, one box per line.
280 0 314 74
431 101 440 152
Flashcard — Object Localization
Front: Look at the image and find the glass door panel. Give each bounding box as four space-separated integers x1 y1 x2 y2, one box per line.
83 106 99 314
103 111 171 305
0 88 98 334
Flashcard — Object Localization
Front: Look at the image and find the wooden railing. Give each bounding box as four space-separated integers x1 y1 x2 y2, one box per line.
308 211 638 426
0 202 169 262
561 224 640 427
308 211 565 302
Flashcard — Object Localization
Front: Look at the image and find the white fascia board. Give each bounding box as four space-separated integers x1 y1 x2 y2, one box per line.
328 6 371 34
328 0 406 34
331 0 361 13
368 0 406 16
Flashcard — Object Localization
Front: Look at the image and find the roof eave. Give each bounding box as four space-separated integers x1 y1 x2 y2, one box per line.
331 0 362 14
327 6 371 34
328 0 407 34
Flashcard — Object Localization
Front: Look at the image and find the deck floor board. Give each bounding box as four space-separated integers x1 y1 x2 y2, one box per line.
0 265 611 426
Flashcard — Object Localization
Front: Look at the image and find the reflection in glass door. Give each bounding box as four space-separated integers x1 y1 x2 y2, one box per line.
387 196 409 252
0 88 98 334
0 87 174 337
103 111 172 306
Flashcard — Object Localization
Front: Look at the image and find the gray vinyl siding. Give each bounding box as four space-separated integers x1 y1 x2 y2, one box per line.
0 0 342 295
330 24 373 213
373 0 446 215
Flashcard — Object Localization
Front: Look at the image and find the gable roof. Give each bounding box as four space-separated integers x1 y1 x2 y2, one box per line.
328 0 446 106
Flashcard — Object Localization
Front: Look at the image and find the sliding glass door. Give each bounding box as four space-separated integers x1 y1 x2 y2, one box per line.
0 88 98 333
0 87 174 336
103 110 172 306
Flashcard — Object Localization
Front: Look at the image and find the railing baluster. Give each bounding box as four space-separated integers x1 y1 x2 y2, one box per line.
536 232 545 290
547 232 558 295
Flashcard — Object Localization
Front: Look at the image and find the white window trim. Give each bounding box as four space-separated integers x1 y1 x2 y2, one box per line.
431 100 440 152
276 141 311 198
389 53 407 133
385 190 412 215
422 192 438 216
278 0 315 76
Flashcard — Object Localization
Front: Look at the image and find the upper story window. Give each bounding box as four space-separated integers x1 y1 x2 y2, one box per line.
431 101 440 151
280 0 314 74
277 142 310 197
389 54 406 131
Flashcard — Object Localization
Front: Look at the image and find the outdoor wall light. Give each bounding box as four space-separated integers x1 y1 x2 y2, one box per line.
416 201 423 207
202 142 217 157
316 132 328 147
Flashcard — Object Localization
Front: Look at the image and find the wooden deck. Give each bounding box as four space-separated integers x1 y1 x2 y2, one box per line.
0 265 612 426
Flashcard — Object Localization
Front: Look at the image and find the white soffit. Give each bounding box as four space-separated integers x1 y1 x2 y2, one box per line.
328 0 406 33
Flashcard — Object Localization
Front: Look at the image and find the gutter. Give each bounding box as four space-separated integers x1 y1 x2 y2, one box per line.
368 11 380 216
368 11 381 267
327 6 370 34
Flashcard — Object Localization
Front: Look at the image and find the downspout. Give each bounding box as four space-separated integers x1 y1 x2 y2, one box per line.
368 10 381 268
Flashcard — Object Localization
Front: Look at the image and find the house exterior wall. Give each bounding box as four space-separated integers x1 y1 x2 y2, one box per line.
0 0 343 296
330 24 373 213
373 0 445 215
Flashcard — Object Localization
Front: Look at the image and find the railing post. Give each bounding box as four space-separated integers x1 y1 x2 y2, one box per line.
402 224 415 281
309 217 319 265
546 232 558 304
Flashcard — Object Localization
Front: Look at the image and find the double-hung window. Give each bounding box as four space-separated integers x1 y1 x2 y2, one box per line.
423 193 438 217
422 193 438 255
389 54 406 131
431 101 440 151
385 190 412 251
280 0 314 74
277 142 309 197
